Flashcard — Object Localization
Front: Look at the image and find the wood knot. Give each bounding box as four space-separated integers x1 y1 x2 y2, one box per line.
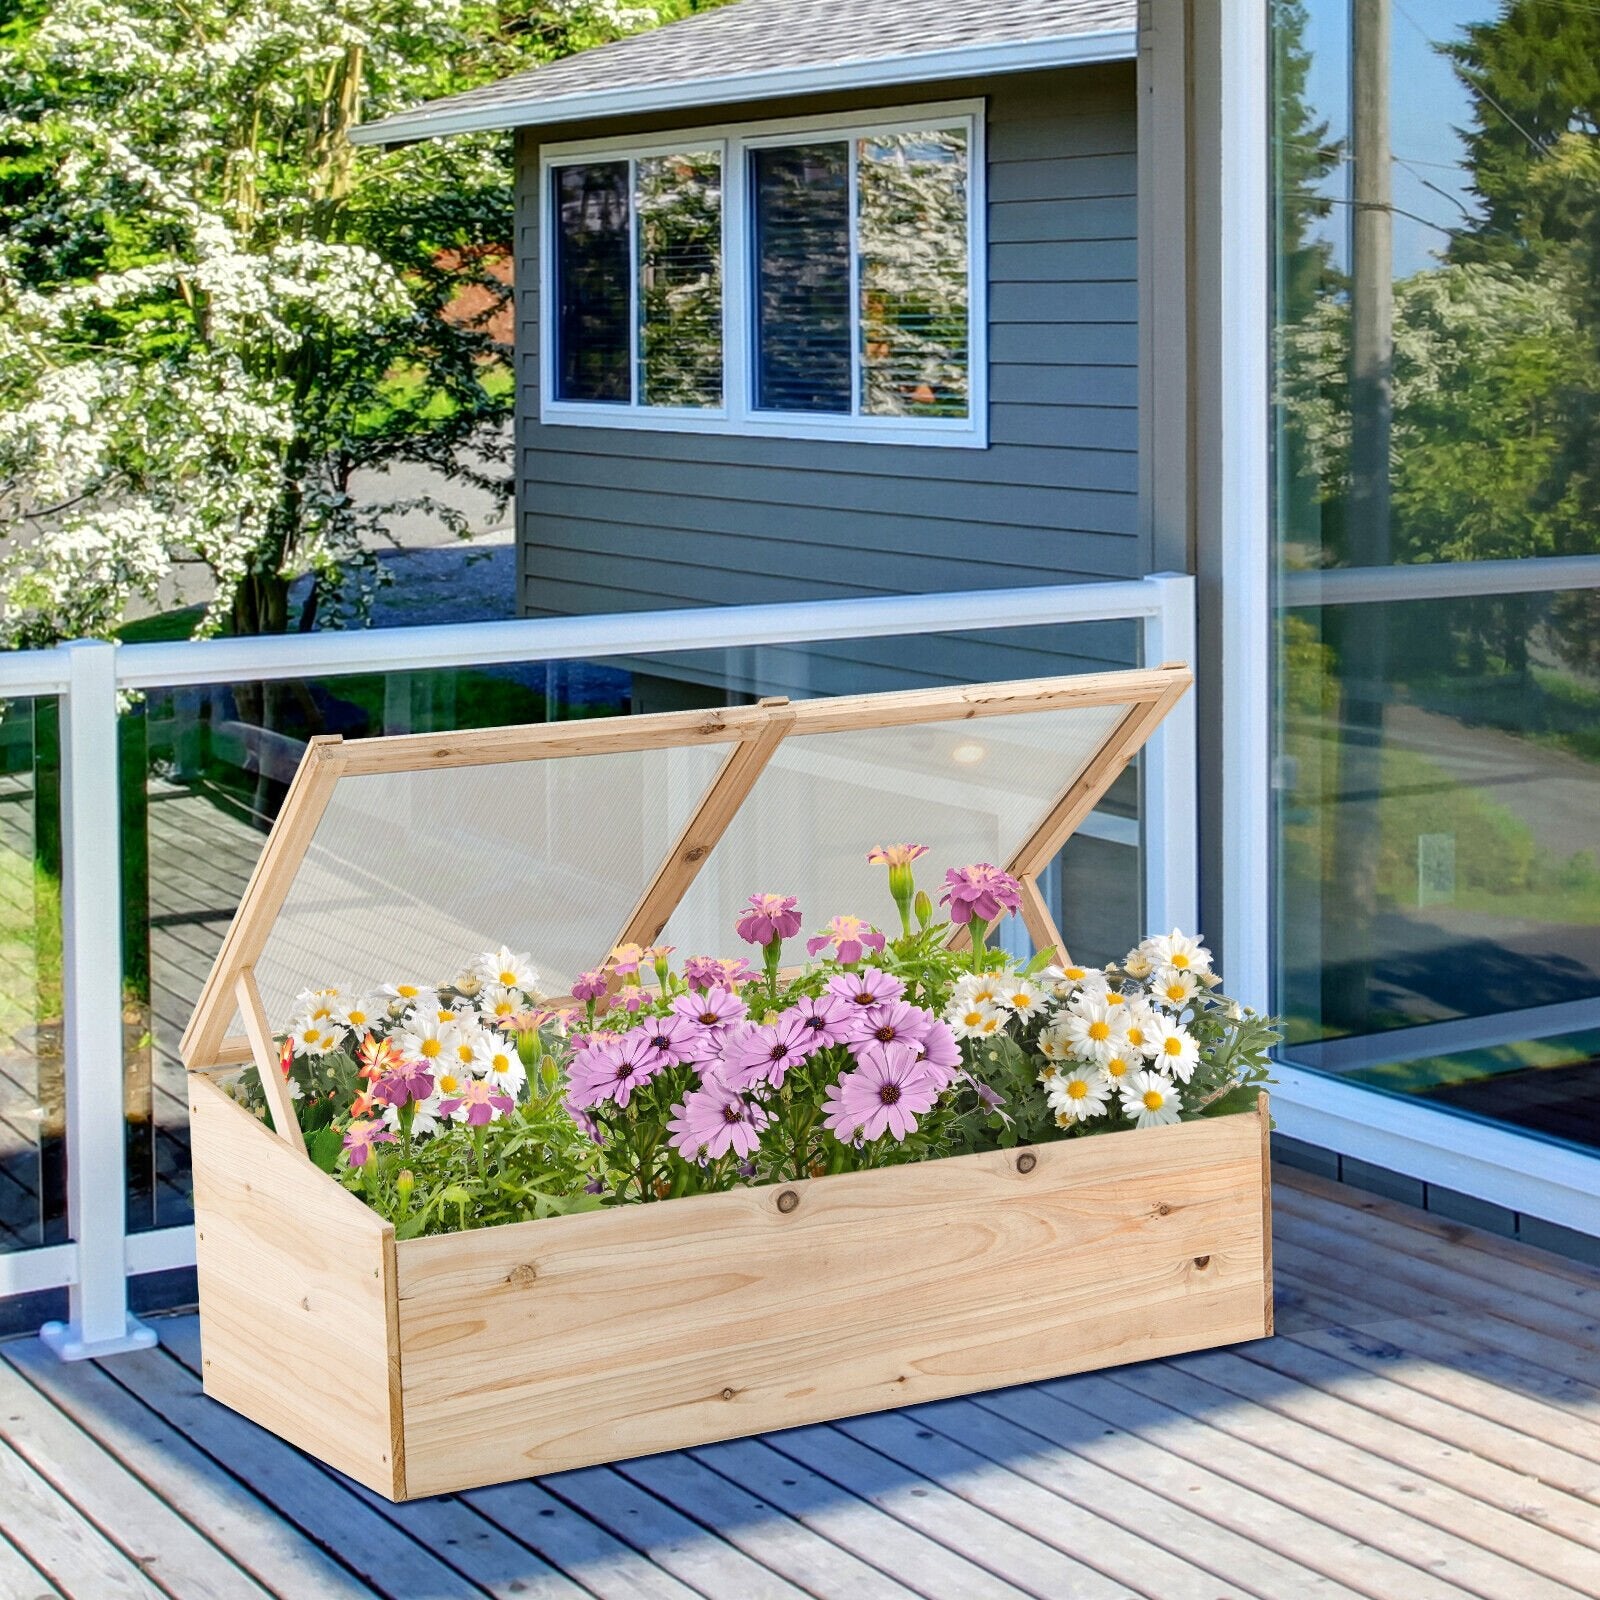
776 1189 799 1214
299 1297 310 1312
1193 1255 1211 1270
720 1387 737 1401
1015 1152 1037 1174
506 1263 538 1286
684 845 707 862
1154 1201 1172 1216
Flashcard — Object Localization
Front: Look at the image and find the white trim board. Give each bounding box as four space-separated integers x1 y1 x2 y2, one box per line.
538 100 988 449
1271 1063 1600 1235
351 29 1138 146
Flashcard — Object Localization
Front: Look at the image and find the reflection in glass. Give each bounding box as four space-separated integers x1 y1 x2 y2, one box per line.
636 150 723 408
553 161 631 403
752 142 851 412
857 127 970 418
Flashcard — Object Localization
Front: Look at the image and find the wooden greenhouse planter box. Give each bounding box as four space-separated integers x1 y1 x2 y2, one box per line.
181 664 1274 1501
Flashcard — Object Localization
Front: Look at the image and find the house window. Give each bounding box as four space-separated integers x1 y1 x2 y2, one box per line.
541 103 986 447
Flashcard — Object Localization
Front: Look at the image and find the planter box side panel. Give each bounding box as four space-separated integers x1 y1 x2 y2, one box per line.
187 1074 404 1498
394 1110 1267 1494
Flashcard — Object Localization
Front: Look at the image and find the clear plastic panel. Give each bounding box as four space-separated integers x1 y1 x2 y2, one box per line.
252 741 730 1024
661 701 1130 957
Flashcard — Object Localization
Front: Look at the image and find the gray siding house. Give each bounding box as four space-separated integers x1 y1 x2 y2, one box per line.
355 0 1145 687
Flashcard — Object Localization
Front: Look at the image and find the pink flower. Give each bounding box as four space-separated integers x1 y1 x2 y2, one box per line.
567 1031 664 1108
342 1119 396 1167
825 968 905 1010
719 1016 813 1090
668 1082 769 1162
438 1079 514 1126
939 864 1023 926
571 969 609 1002
788 992 851 1053
629 1013 697 1070
823 1042 943 1143
806 915 887 965
682 955 729 992
609 943 647 977
843 1000 936 1052
670 986 748 1031
564 1094 602 1143
372 1063 434 1108
866 843 929 869
735 893 803 948
914 1019 962 1086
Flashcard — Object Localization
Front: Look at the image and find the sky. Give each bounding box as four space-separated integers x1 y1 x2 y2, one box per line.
1295 0 1492 279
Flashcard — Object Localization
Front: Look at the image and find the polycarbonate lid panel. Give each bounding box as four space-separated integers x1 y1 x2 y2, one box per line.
659 700 1130 959
251 741 729 1025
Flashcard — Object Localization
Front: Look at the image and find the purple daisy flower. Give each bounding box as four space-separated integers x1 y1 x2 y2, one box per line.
628 1013 697 1071
823 1041 943 1143
670 986 749 1031
667 1082 770 1162
788 992 851 1054
719 1015 812 1090
843 999 935 1053
567 1031 663 1108
825 967 906 1010
914 1018 962 1086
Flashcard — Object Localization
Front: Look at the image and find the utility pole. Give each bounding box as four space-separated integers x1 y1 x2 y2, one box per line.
1327 0 1393 1033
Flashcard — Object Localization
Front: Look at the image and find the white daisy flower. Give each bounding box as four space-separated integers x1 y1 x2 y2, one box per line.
287 1017 343 1058
332 995 381 1033
1048 1066 1110 1123
383 981 438 1016
947 998 1006 1040
952 973 1007 1010
1042 961 1104 994
1036 1021 1075 1061
1099 1049 1139 1091
997 978 1046 1020
1060 1001 1127 1066
1140 929 1213 976
477 984 525 1024
444 1023 491 1077
1120 950 1153 980
474 1035 527 1097
453 970 484 998
395 1015 459 1070
1121 1069 1182 1128
1146 1015 1201 1082
475 945 540 994
1119 1000 1162 1060
1151 966 1199 1010
383 1096 442 1139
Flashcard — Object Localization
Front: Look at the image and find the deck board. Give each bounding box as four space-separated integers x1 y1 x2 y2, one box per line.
3 1168 1600 1599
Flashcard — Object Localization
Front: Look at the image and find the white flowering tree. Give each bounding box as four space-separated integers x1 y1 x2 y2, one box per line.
0 0 696 645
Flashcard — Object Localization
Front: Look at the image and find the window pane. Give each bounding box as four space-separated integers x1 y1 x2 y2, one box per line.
554 161 631 403
752 142 851 413
857 127 970 418
636 150 723 409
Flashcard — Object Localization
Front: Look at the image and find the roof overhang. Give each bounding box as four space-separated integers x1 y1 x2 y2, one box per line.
349 26 1138 146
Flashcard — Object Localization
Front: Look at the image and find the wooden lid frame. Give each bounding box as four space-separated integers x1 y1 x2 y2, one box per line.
181 664 1193 1083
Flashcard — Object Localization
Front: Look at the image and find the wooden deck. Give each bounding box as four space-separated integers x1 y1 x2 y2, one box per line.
3 1168 1600 1599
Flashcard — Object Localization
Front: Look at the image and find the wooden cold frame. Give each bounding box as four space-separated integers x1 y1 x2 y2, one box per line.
181 664 1193 1069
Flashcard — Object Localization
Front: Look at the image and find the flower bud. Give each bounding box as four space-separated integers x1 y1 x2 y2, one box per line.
913 890 933 929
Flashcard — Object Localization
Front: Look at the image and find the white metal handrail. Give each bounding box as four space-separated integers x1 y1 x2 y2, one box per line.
0 573 1199 1355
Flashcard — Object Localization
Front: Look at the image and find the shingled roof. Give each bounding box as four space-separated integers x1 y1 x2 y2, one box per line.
350 0 1138 145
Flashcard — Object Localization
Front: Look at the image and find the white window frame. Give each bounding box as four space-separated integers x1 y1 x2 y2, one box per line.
538 99 989 449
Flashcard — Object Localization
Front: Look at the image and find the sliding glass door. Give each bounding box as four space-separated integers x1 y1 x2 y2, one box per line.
1270 0 1600 1147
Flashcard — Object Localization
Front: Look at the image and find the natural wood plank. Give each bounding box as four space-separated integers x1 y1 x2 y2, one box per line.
182 736 343 1070
116 1341 481 1600
0 1438 167 1600
692 1433 1031 1599
615 698 796 951
234 967 305 1155
1015 874 1066 961
2 1339 376 1600
187 1073 404 1498
0 1352 274 1600
393 1109 1267 1494
910 1392 1366 1600
614 1450 924 1600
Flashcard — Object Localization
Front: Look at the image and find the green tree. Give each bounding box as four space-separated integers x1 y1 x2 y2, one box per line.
0 0 709 644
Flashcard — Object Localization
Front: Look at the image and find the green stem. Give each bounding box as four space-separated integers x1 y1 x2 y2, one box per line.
969 916 989 974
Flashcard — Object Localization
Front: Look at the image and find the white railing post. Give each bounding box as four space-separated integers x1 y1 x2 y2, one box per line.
1141 572 1200 937
40 640 157 1359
